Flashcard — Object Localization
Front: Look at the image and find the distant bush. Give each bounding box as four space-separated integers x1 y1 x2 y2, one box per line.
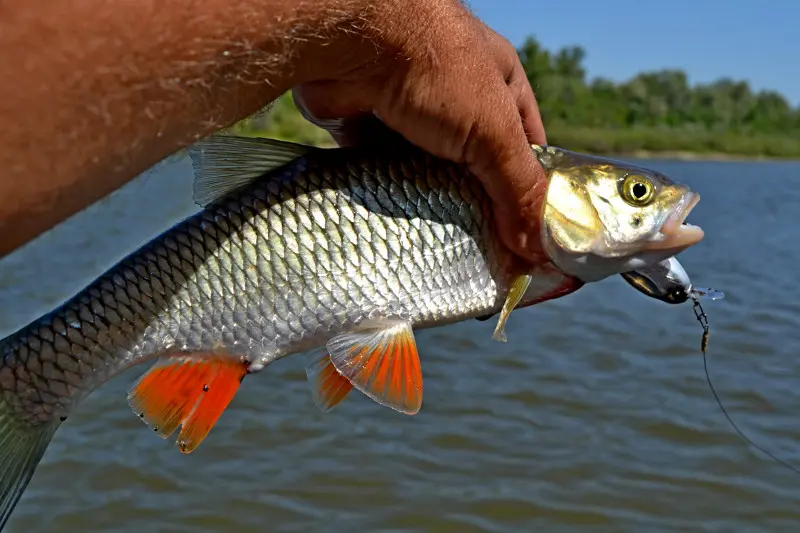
228 92 333 147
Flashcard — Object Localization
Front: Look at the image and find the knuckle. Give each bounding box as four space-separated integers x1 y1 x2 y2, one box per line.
464 95 520 169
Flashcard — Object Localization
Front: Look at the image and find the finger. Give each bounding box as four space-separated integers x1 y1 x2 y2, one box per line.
481 28 547 145
293 84 405 147
479 25 518 82
327 114 410 147
508 62 547 145
462 79 549 263
292 83 371 124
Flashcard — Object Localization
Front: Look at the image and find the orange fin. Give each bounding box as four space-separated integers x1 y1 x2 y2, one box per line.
327 320 423 415
127 353 248 454
304 350 354 412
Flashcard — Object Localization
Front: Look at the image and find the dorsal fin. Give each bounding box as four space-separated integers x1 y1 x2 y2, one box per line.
187 135 316 207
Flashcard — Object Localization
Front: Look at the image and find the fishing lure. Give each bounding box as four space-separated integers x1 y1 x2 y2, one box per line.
620 256 723 307
624 258 800 476
620 256 722 351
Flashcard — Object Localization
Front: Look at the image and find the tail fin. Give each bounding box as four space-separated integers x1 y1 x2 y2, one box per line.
0 401 57 530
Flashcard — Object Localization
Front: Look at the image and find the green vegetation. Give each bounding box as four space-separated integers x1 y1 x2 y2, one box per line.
229 93 335 147
518 37 800 159
231 36 800 159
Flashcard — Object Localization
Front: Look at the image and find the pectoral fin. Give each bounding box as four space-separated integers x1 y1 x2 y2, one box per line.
492 274 532 343
327 320 423 415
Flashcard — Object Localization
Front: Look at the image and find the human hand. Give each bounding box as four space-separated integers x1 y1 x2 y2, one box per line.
292 0 548 264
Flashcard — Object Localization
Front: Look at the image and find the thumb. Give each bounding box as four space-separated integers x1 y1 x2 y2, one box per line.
292 84 409 148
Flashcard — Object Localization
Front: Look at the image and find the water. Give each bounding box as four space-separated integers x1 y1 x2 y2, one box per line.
1 155 799 532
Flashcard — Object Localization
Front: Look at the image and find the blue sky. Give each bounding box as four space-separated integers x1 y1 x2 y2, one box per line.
469 0 800 105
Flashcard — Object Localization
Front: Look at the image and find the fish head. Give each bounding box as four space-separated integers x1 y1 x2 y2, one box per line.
535 146 704 283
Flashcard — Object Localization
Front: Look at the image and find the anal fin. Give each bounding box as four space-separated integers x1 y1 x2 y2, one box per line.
127 352 248 454
327 320 423 415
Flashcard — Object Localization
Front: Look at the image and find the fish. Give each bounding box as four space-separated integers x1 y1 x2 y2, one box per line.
0 136 705 528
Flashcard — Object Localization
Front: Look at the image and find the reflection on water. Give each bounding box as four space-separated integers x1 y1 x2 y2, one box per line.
1 156 799 532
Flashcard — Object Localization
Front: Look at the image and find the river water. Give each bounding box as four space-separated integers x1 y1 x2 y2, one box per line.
1 155 799 532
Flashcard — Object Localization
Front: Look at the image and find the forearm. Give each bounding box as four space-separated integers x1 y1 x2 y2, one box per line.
0 0 375 258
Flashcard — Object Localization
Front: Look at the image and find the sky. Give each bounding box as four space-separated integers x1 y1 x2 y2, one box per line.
468 0 800 106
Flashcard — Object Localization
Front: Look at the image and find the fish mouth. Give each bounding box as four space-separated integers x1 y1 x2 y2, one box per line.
643 191 704 251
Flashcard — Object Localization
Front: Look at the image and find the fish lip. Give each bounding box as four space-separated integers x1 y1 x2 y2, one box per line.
643 191 704 251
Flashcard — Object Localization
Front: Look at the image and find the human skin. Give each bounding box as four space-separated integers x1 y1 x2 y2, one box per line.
0 0 547 263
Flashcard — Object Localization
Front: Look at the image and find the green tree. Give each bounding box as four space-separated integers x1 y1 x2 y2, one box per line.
512 35 800 158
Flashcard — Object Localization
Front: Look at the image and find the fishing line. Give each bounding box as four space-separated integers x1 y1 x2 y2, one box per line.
694 298 800 475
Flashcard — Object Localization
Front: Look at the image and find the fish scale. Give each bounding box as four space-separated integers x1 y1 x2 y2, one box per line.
0 146 514 429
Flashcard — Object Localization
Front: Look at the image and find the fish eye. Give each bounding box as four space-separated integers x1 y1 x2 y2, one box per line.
621 175 654 206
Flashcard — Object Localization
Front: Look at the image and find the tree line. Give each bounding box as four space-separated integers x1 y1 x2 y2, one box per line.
516 37 800 157
518 36 798 135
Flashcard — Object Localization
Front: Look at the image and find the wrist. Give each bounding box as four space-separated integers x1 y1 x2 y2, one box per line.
286 0 470 85
257 0 383 86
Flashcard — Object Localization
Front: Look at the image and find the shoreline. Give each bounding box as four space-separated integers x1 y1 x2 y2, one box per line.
238 132 800 163
232 93 800 164
606 150 800 163
230 127 800 164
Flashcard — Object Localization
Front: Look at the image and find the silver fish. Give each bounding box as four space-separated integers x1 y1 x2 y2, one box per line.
0 136 705 529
